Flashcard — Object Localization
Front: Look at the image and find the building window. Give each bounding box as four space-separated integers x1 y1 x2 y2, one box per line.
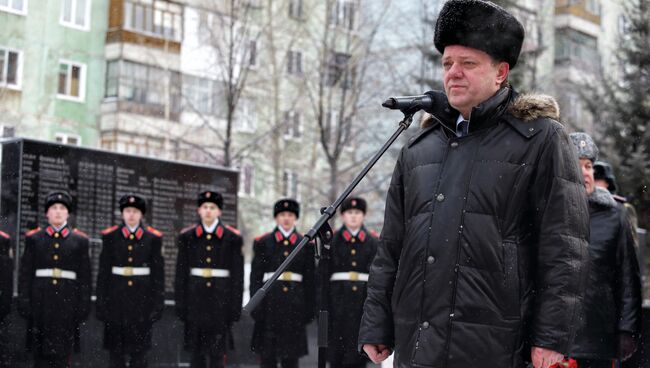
289 0 303 19
239 164 255 196
248 39 257 67
325 109 350 147
123 0 182 41
60 0 91 30
245 0 262 8
554 29 598 69
105 60 118 97
0 0 27 15
287 50 303 75
0 47 21 89
326 52 352 88
58 60 86 101
329 0 356 30
282 170 299 199
585 0 600 16
104 60 181 116
284 110 302 139
235 98 257 133
183 75 222 116
55 132 82 146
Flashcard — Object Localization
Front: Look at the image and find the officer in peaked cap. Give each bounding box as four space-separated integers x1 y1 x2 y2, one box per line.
18 190 91 367
249 198 315 368
326 197 378 368
175 190 243 367
96 194 164 368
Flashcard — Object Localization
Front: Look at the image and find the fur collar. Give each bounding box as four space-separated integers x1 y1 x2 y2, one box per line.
589 186 617 208
420 93 560 128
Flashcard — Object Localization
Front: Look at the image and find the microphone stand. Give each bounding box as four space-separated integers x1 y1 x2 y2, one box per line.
244 110 417 368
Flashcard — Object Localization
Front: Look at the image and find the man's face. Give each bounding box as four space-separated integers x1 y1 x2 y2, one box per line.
442 45 509 117
197 202 221 224
579 158 595 195
275 212 297 231
341 209 365 231
122 207 143 228
46 203 69 227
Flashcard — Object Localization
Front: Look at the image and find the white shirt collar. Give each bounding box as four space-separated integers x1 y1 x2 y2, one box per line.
346 226 361 237
52 222 67 232
279 226 295 238
455 114 470 137
203 219 219 233
126 223 139 233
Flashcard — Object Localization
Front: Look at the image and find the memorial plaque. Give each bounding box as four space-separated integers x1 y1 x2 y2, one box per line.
0 138 239 297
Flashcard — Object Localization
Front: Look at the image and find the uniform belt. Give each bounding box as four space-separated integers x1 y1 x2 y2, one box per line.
35 268 77 280
112 266 151 276
190 268 231 278
263 272 303 282
330 271 369 282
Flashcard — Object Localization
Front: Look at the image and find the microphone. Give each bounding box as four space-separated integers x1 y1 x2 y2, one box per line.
381 91 444 114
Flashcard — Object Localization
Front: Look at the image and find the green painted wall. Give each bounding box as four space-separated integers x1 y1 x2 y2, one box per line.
0 0 108 146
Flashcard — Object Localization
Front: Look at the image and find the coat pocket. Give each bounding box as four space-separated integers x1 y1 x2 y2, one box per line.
502 242 520 320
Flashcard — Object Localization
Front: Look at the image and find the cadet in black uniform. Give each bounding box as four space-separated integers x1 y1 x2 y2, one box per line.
96 194 165 368
0 230 11 324
250 199 316 368
327 197 378 368
18 191 91 368
0 229 12 367
175 191 244 368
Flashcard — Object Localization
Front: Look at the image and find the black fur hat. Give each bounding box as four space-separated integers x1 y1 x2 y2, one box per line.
340 197 367 214
198 191 224 209
119 194 147 214
434 0 525 68
45 191 73 213
274 198 300 218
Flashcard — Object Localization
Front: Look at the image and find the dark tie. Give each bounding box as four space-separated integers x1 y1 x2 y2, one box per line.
457 120 469 137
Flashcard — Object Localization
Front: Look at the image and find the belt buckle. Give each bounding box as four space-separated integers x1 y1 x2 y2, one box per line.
203 269 212 278
124 267 134 276
52 268 62 279
282 272 293 281
349 271 359 281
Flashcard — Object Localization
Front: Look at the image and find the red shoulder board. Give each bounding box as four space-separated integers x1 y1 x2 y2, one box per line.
146 226 163 237
225 225 241 236
101 225 119 235
370 230 379 238
73 228 89 238
180 225 195 234
26 227 41 237
255 232 270 242
0 231 9 239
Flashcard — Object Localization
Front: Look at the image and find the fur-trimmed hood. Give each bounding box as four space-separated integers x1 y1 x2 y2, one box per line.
420 93 560 128
589 186 617 208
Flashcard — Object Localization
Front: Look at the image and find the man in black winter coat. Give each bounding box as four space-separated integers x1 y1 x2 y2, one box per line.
568 133 642 368
18 191 92 368
96 194 165 368
358 1 589 368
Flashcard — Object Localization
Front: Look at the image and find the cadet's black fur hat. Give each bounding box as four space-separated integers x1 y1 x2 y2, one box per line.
434 0 525 68
45 191 73 212
274 198 300 218
198 191 224 209
340 197 367 214
119 194 147 214
594 161 617 193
